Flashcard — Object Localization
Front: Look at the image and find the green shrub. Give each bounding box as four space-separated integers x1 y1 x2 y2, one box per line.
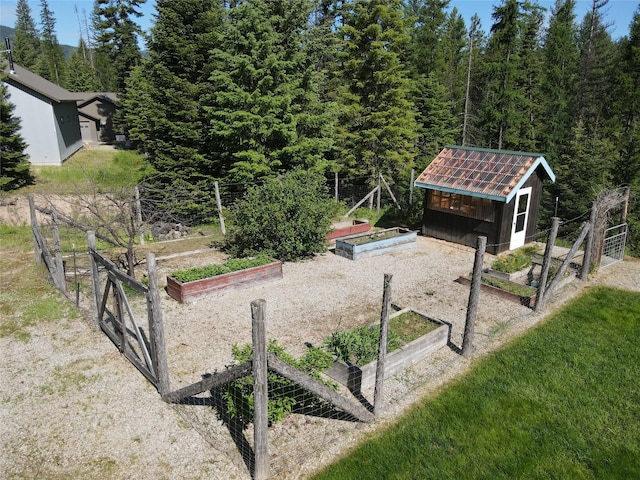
221 340 336 425
323 323 402 366
227 170 340 261
170 253 272 283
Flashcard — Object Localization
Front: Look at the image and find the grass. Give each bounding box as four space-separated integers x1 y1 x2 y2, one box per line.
22 149 151 194
313 287 640 479
0 225 79 342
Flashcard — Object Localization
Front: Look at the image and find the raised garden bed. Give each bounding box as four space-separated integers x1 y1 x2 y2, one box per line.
166 257 283 303
324 308 449 392
326 219 370 243
456 275 538 308
334 227 417 260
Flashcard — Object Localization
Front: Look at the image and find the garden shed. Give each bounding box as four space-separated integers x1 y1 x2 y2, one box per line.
414 145 555 254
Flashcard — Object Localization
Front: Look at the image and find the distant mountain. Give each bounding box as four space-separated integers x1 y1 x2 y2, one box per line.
1 24 76 59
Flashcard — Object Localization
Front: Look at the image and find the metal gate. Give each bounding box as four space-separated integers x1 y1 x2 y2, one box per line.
601 223 627 268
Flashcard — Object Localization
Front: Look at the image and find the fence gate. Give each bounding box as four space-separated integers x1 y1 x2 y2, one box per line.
601 223 627 268
89 248 158 387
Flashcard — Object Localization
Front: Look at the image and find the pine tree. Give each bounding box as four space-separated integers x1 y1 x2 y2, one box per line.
440 7 467 118
554 120 616 219
413 72 459 168
611 8 640 255
612 8 640 188
539 0 579 167
461 14 486 146
335 0 417 183
92 0 146 92
575 0 615 132
478 0 525 150
517 1 545 151
36 0 67 86
203 0 333 181
12 0 40 70
123 0 223 220
66 38 100 91
404 0 450 78
0 79 33 192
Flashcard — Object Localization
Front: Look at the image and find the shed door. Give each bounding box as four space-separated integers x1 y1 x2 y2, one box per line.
510 187 532 250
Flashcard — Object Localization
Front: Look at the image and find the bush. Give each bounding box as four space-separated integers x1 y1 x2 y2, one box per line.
323 323 402 366
227 170 339 261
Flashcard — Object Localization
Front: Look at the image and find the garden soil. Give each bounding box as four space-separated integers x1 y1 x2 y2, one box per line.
1 235 638 479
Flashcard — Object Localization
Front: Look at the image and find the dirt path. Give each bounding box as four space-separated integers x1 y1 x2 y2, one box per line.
1 238 638 480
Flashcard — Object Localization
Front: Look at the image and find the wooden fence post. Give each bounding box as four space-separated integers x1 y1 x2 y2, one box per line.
374 273 392 417
28 194 41 264
462 236 486 357
409 169 415 205
87 231 101 330
214 181 226 236
535 217 559 311
51 206 67 293
135 186 145 246
581 206 598 280
252 299 269 480
147 253 171 398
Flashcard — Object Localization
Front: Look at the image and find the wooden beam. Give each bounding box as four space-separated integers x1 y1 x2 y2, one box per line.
462 236 486 357
345 185 379 217
546 222 590 300
268 354 375 423
252 299 269 480
162 362 252 403
374 273 392 417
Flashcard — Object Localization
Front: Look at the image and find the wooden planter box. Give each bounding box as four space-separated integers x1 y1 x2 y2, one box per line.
166 260 283 303
456 275 537 308
483 267 531 283
335 227 417 260
326 219 370 243
324 309 449 392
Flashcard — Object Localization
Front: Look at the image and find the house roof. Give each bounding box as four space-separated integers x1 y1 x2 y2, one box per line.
76 92 119 108
414 145 555 203
2 63 83 103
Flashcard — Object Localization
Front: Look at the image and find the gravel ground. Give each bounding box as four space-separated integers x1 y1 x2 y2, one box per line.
1 236 638 480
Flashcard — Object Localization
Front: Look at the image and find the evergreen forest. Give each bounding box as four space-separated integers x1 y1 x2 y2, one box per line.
5 0 640 255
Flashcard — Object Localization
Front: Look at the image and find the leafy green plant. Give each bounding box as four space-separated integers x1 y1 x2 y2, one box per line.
170 253 272 283
221 340 336 425
491 245 539 273
323 322 402 366
227 170 340 261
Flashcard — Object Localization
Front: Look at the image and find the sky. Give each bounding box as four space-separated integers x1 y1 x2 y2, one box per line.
0 0 638 48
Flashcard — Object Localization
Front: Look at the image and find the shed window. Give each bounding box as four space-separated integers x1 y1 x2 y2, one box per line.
428 190 495 221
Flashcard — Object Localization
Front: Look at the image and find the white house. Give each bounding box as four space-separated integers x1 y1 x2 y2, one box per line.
3 63 83 166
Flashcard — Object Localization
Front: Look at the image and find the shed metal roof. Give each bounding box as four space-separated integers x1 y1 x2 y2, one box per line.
414 145 555 203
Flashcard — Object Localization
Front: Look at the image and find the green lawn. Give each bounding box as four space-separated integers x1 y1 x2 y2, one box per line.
313 287 640 479
23 149 151 194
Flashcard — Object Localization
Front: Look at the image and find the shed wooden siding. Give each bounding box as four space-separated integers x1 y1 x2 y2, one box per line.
422 167 547 254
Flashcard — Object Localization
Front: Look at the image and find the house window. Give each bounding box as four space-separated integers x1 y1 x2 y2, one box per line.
428 190 495 221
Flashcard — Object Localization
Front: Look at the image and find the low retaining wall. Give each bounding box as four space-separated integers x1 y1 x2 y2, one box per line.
166 260 283 303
